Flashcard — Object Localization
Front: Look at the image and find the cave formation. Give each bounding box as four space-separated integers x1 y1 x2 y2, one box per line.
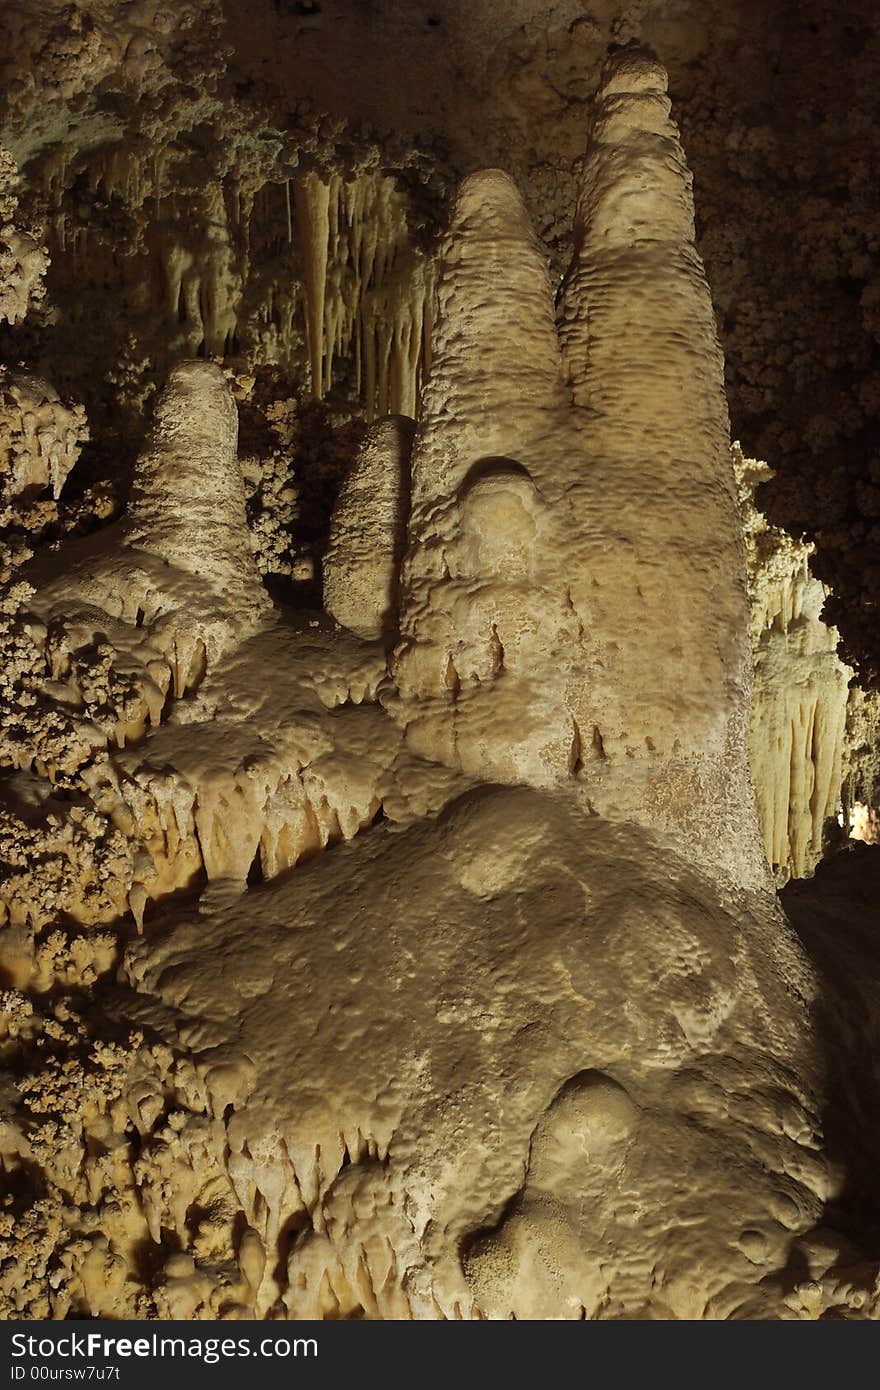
0 0 879 1322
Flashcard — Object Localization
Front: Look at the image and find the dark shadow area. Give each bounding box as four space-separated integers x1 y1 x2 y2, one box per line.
458 455 532 499
781 841 880 1254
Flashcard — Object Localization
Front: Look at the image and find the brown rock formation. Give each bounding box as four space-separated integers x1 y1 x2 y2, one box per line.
0 4 878 1329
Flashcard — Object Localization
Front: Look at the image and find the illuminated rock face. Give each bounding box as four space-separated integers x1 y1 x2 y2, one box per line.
123 789 832 1320
1 36 879 1325
735 449 880 882
126 360 269 619
737 450 851 883
394 54 763 890
0 370 86 520
392 166 579 791
323 415 415 642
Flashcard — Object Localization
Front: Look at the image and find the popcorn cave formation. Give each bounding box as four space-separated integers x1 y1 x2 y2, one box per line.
1 0 880 1324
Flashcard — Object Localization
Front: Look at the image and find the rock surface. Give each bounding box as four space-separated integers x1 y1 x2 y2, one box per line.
0 10 878 1325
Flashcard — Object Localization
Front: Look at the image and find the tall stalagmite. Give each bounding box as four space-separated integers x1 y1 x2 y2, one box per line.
324 414 415 642
393 52 764 887
126 360 268 621
392 168 576 783
14 361 272 786
557 47 762 885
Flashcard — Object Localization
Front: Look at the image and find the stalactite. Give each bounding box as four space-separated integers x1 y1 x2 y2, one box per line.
292 172 435 412
737 449 853 882
293 171 331 399
35 138 437 415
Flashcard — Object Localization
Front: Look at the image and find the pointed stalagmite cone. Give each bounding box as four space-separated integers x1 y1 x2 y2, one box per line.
127 359 268 616
398 166 569 634
19 360 268 732
323 414 415 642
558 46 729 504
392 170 573 778
408 167 570 514
557 47 764 884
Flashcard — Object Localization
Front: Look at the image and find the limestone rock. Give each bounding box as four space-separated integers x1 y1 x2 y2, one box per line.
737 449 851 882
0 14 878 1329
324 415 415 642
121 787 832 1320
557 47 761 884
0 145 47 325
393 52 764 889
0 370 86 518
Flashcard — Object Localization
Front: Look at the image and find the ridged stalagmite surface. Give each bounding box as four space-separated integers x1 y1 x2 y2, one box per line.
13 362 272 775
406 168 570 503
393 167 577 784
126 360 268 618
27 360 271 661
557 47 761 882
392 54 763 886
324 415 415 642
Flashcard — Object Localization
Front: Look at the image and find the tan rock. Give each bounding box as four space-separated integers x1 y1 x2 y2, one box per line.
324 415 415 642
